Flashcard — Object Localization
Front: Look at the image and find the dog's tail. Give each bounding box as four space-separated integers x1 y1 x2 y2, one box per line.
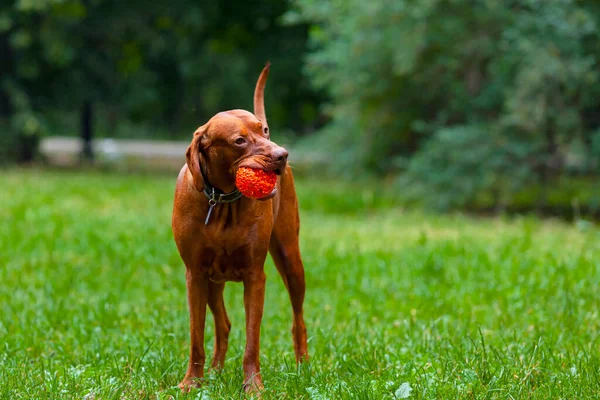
254 62 270 135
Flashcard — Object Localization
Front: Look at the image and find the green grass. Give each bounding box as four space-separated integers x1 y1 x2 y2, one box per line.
1 169 599 399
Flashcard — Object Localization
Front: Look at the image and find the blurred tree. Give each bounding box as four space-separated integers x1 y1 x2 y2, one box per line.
0 0 319 163
0 0 53 163
291 0 600 209
130 0 319 135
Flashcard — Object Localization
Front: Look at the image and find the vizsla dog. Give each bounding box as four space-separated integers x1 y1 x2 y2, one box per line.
171 64 308 393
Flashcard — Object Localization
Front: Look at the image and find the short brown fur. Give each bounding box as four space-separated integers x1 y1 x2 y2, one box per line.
171 64 308 393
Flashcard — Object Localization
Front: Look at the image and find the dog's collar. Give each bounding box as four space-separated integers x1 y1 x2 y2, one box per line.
200 162 243 225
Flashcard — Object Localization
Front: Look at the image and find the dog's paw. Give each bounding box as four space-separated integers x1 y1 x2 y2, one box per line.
178 377 203 392
243 376 264 397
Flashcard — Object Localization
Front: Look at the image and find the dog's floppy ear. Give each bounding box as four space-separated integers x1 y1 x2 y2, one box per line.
186 124 208 193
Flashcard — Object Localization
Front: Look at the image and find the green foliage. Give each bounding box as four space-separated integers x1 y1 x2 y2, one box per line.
0 111 46 164
401 125 533 210
288 0 423 175
592 129 600 161
292 0 600 207
2 170 600 398
0 0 319 147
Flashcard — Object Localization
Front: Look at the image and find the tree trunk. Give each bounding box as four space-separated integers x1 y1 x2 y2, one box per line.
80 100 94 163
17 133 40 163
0 32 13 119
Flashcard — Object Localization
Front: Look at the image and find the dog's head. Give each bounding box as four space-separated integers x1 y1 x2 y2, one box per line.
186 64 288 195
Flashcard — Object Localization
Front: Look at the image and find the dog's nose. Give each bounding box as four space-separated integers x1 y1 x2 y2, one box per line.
272 148 289 162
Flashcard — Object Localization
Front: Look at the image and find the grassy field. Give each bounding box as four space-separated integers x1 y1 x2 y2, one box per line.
1 169 599 399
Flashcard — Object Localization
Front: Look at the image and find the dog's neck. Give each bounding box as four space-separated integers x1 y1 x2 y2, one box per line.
198 156 244 225
199 156 238 194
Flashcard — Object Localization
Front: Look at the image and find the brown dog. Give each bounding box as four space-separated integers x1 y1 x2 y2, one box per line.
171 64 308 393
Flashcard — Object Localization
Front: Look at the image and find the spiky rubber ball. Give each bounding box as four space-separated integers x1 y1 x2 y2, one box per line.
235 167 277 199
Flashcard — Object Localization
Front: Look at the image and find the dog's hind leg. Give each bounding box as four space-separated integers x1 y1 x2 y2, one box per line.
269 175 309 363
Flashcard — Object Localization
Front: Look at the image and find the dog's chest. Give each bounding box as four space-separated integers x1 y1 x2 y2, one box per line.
197 229 260 283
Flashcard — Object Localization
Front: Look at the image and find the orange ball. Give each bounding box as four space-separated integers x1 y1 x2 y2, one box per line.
235 167 277 199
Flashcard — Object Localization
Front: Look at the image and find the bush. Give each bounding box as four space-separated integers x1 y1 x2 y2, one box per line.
291 0 600 209
0 112 45 165
401 125 534 211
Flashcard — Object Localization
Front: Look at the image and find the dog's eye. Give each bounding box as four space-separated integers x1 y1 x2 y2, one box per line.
263 127 269 136
235 137 247 145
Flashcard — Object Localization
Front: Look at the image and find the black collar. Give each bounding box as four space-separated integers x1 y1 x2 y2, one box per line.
200 162 243 225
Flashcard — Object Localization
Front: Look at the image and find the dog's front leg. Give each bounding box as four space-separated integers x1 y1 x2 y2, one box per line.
180 268 209 391
242 270 266 393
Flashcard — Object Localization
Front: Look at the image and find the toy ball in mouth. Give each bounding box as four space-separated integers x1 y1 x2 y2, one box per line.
235 167 277 199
